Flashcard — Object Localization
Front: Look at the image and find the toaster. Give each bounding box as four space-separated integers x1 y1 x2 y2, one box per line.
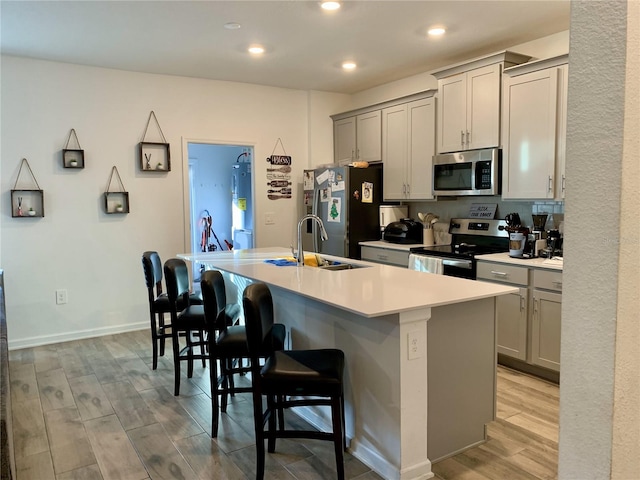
383 219 423 244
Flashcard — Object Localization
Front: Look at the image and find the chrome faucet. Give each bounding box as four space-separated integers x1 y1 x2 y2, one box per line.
294 214 328 266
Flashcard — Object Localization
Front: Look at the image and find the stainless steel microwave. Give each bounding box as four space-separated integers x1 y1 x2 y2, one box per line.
432 148 501 196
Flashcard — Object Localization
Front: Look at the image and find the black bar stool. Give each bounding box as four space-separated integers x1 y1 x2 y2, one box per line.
242 282 346 480
164 258 210 396
142 251 202 370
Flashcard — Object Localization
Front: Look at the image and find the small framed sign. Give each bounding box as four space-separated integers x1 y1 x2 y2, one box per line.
469 203 497 219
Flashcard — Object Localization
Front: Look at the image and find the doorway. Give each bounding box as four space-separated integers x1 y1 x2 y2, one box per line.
187 141 254 280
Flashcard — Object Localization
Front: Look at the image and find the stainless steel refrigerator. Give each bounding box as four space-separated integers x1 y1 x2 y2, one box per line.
302 163 383 259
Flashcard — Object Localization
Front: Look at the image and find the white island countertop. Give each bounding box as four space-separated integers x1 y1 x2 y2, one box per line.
179 247 516 318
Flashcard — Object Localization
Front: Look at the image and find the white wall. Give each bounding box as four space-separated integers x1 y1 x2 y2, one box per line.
0 56 314 347
559 1 639 478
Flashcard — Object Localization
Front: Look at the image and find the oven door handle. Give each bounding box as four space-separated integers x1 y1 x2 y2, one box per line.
441 258 473 269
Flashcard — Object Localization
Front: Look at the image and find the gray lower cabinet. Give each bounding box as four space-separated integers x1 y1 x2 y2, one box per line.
532 270 562 371
477 260 562 373
476 262 528 361
360 245 409 267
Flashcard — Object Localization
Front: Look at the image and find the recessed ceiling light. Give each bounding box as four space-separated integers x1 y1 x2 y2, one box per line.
427 27 446 36
224 22 242 30
248 45 265 55
321 1 341 11
342 61 357 70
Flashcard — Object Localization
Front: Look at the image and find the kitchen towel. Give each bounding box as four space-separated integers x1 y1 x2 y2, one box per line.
408 254 444 274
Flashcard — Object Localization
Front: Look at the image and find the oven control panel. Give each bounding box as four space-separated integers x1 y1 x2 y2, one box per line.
449 218 509 237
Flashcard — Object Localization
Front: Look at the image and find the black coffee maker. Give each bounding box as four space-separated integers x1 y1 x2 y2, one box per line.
546 229 563 256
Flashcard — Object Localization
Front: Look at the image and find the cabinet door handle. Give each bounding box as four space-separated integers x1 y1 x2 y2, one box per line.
533 297 539 314
548 175 553 193
378 254 388 261
490 270 508 277
562 175 566 193
356 148 360 160
406 183 410 195
466 130 470 147
461 130 465 147
351 149 355 160
553 281 563 290
520 295 525 311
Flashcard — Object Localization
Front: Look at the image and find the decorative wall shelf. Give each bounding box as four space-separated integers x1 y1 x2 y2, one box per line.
139 142 170 172
139 111 170 172
11 189 44 218
11 158 44 218
62 128 85 169
104 166 129 214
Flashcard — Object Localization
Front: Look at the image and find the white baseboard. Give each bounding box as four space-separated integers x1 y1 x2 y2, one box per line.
8 322 148 350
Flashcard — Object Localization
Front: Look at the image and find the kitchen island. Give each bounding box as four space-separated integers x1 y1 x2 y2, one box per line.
179 248 516 480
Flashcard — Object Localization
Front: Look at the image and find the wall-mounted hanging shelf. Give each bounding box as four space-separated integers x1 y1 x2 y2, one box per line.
62 128 85 169
139 111 170 172
11 158 44 218
104 166 129 214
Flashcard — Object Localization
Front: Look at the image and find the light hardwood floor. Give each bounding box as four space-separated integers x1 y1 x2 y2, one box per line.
8 330 558 480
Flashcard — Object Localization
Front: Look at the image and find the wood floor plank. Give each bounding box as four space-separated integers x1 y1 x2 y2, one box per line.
56 347 94 380
16 450 55 480
55 464 105 480
453 447 539 480
10 362 39 402
138 386 205 440
84 414 148 480
227 444 297 480
127 423 199 480
431 456 493 480
173 432 247 480
36 368 76 412
116 356 164 391
507 449 557 480
101 335 139 360
504 413 559 444
33 345 61 373
68 375 115 421
101 381 157 431
85 353 130 385
12 396 50 459
44 406 97 474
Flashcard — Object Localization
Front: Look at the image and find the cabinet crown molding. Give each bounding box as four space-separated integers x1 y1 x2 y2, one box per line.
431 50 532 79
330 89 436 121
503 54 569 77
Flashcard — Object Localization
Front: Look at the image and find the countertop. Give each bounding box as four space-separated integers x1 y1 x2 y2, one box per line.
179 248 516 318
476 252 564 271
359 240 434 251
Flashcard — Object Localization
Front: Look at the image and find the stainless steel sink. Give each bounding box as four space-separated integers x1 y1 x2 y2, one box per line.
316 260 368 271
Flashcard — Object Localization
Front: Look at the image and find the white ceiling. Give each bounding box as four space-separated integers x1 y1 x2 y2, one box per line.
0 0 570 94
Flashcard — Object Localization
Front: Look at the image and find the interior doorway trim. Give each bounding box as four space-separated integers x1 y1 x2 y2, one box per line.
180 137 257 255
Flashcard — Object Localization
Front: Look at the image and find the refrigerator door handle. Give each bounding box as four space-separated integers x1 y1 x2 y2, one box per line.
312 187 321 252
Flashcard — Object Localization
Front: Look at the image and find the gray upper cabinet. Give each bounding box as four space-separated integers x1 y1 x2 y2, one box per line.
333 110 381 165
382 94 436 201
432 51 531 154
501 54 569 200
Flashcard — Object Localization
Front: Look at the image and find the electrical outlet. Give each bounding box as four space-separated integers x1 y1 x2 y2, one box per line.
407 331 421 360
56 289 68 305
265 212 275 225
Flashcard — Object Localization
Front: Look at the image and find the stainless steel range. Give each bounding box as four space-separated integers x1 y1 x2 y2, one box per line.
410 218 509 279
